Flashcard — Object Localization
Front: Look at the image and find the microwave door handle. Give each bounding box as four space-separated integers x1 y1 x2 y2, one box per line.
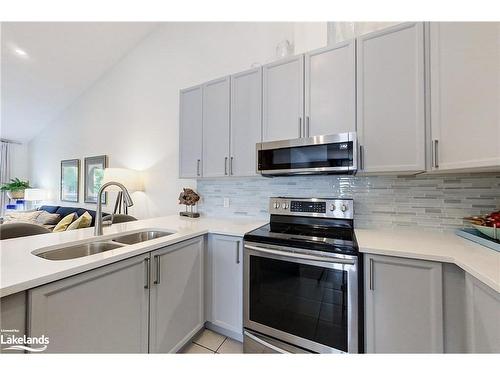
244 244 356 265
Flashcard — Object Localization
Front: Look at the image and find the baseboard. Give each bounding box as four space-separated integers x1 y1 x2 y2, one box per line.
205 321 243 342
174 324 206 353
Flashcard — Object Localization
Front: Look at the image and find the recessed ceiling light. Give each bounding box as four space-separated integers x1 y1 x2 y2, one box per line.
10 45 29 59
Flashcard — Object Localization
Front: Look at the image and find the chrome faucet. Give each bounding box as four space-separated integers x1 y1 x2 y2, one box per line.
94 181 134 236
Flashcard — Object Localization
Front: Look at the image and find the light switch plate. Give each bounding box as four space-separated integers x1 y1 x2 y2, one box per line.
223 197 230 208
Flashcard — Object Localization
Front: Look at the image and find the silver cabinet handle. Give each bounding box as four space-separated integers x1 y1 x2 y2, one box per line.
298 117 302 138
236 240 240 264
433 139 439 169
196 159 201 176
230 156 234 175
144 257 150 289
369 258 374 290
224 156 228 175
306 116 310 137
359 145 364 170
153 255 161 285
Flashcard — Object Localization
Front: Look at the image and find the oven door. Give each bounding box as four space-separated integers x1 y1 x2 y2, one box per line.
244 241 359 354
256 132 357 176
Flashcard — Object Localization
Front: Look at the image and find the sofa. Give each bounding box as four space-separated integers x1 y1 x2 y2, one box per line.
37 205 108 227
0 206 139 240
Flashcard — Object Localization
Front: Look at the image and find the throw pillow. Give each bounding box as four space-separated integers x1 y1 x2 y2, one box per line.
67 211 92 230
35 211 61 225
3 210 42 224
52 213 76 232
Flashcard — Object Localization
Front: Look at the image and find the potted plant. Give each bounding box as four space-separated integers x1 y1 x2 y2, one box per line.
0 178 31 199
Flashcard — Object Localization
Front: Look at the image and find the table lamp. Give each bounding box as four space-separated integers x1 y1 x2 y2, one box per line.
102 168 143 214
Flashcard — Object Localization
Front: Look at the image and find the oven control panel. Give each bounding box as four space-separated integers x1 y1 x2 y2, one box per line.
269 197 353 219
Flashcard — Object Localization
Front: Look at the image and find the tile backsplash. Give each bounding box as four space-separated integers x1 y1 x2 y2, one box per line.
197 173 500 231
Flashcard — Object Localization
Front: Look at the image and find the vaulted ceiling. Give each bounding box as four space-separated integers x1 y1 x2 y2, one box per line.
1 22 159 143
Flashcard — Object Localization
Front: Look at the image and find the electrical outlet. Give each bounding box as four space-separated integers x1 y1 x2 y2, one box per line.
223 197 230 208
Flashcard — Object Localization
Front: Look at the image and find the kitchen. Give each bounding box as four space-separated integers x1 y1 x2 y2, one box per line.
0 6 499 373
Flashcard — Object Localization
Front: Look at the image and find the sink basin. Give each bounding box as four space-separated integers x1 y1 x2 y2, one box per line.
112 230 172 245
36 241 124 261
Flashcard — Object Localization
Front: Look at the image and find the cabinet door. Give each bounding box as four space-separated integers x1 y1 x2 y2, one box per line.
305 41 356 136
1 292 26 353
357 22 425 174
203 76 231 177
230 68 262 176
207 235 243 340
465 274 500 353
430 22 500 171
262 55 304 141
149 237 205 353
29 255 150 353
179 85 203 178
364 254 444 353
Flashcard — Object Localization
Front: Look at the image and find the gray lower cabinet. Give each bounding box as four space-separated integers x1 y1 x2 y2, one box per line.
206 234 243 341
465 274 500 353
149 237 205 353
29 254 150 353
364 253 444 353
0 292 27 353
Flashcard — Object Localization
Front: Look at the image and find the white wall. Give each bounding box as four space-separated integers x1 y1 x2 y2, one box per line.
327 22 401 44
28 22 295 218
293 22 327 54
10 143 29 181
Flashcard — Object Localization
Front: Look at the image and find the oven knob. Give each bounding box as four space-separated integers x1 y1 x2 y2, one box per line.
283 203 289 209
340 204 348 212
274 202 281 209
329 204 336 211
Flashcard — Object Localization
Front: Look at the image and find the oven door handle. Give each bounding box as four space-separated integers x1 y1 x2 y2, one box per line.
244 331 291 354
244 244 356 265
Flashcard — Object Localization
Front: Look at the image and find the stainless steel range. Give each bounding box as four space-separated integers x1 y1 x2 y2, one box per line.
243 197 363 354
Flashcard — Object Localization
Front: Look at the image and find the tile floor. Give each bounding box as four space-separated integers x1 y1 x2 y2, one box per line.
180 328 243 354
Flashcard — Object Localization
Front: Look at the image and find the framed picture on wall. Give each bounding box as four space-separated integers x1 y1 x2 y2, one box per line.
60 159 80 202
84 155 108 204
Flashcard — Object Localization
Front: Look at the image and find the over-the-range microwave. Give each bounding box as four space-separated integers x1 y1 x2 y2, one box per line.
256 132 358 176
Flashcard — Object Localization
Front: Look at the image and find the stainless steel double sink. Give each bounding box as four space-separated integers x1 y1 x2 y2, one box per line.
35 230 173 261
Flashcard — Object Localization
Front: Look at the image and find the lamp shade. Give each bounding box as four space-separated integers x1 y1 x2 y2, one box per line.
101 168 143 192
24 188 47 201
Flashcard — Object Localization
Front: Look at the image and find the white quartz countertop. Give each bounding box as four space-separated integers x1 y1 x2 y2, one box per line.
0 215 266 298
2 216 499 298
356 228 500 293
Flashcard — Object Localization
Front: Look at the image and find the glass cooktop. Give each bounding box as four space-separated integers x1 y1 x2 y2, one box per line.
244 216 358 256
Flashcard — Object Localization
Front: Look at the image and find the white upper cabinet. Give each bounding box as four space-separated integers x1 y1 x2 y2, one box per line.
305 41 356 136
357 22 426 174
430 22 500 172
179 85 203 178
230 68 262 176
202 76 231 177
262 55 304 141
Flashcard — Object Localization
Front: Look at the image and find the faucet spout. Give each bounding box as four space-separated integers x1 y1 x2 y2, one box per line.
94 181 134 236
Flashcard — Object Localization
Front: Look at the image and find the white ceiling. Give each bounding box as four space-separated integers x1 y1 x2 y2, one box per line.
1 22 159 143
